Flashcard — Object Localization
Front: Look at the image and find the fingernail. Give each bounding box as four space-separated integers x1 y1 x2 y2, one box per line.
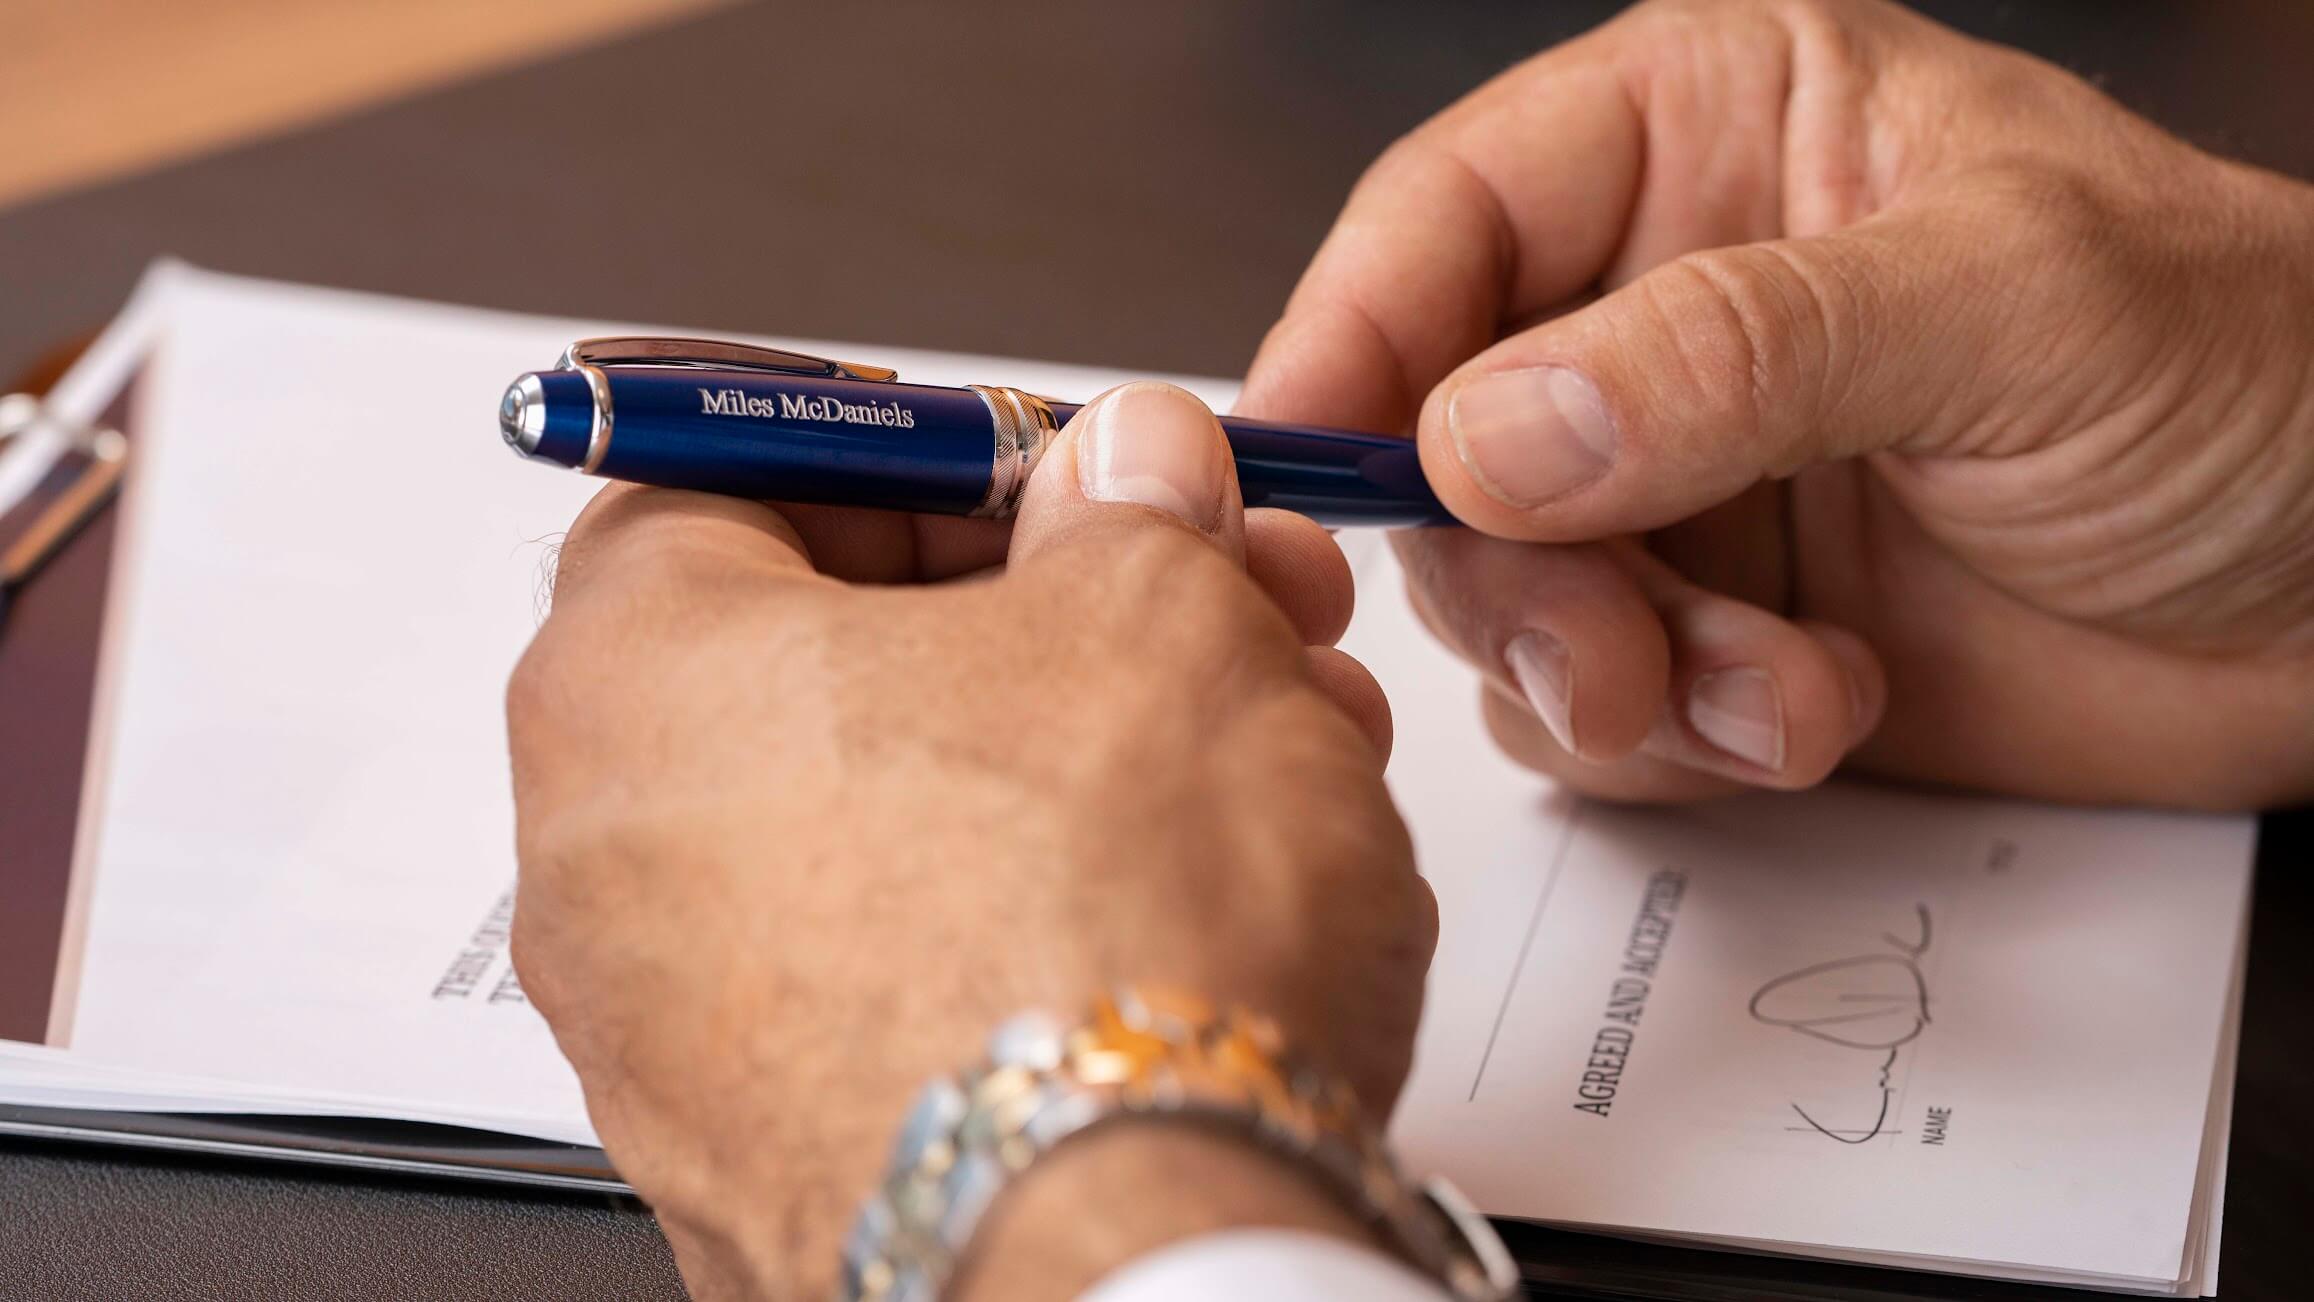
1448 366 1615 507
1687 668 1785 771
1504 631 1576 755
1076 382 1226 529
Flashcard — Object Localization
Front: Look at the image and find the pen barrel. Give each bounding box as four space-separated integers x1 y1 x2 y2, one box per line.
520 367 1450 526
1062 405 1443 526
1220 415 1445 526
594 371 1001 515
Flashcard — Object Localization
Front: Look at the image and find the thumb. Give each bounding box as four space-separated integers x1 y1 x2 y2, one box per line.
1419 210 2010 541
1008 380 1246 567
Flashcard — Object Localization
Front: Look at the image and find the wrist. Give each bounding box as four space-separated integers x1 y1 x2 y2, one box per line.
834 988 1510 1301
953 1121 1382 1302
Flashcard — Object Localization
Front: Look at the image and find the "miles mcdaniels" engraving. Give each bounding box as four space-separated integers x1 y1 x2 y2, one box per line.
698 386 916 428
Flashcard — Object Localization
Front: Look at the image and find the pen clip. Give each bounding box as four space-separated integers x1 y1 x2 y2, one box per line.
560 337 899 383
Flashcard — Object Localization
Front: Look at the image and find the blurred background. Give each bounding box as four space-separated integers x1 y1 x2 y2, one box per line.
0 0 735 206
9 0 2314 388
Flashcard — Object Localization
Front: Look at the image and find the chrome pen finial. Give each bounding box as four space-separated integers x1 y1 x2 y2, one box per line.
498 374 548 456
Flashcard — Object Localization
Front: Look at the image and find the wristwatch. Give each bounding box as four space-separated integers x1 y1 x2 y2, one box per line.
838 987 1519 1302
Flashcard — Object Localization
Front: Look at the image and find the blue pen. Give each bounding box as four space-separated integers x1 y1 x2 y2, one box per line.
498 337 1446 525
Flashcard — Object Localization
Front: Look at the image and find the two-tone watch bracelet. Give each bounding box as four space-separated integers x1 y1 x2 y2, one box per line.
837 986 1518 1302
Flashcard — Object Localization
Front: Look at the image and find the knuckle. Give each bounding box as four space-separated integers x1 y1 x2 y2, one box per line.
1761 0 1883 94
556 489 790 606
1660 240 1875 468
506 906 559 1014
1761 0 1883 33
1766 0 1843 21
576 513 713 588
1967 163 2148 321
1620 0 1836 67
1026 530 1306 741
1355 131 1434 199
1648 251 1765 385
1978 163 2106 252
547 484 643 585
1625 0 1756 24
1645 250 1797 461
558 481 657 551
1091 528 1261 623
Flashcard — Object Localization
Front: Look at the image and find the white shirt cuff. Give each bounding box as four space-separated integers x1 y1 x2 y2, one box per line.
1078 1228 1454 1301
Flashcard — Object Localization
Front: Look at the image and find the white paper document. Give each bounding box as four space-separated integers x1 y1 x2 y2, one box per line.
1341 543 2250 1293
14 264 1232 1148
1 265 2255 1294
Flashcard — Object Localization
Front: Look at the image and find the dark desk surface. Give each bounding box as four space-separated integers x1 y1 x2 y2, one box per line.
2 3 2309 1297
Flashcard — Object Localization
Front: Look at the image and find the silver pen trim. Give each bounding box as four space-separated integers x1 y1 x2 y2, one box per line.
574 363 614 474
965 385 1056 519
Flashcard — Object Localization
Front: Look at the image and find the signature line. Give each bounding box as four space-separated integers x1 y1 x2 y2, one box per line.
1468 798 1586 1102
1787 1047 1899 1144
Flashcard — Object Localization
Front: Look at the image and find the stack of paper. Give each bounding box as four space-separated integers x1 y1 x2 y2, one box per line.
0 264 2253 1295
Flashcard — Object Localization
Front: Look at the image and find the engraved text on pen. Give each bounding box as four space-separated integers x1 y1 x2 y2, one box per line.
698 386 917 428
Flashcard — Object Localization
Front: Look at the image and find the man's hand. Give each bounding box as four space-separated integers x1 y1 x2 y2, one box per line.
1242 0 2314 807
506 383 1435 1298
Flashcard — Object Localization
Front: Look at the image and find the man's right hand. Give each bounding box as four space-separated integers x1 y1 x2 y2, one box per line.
1241 0 2314 808
507 382 1434 1300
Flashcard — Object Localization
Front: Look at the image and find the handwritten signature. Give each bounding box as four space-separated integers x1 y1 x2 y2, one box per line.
1746 905 1932 1144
